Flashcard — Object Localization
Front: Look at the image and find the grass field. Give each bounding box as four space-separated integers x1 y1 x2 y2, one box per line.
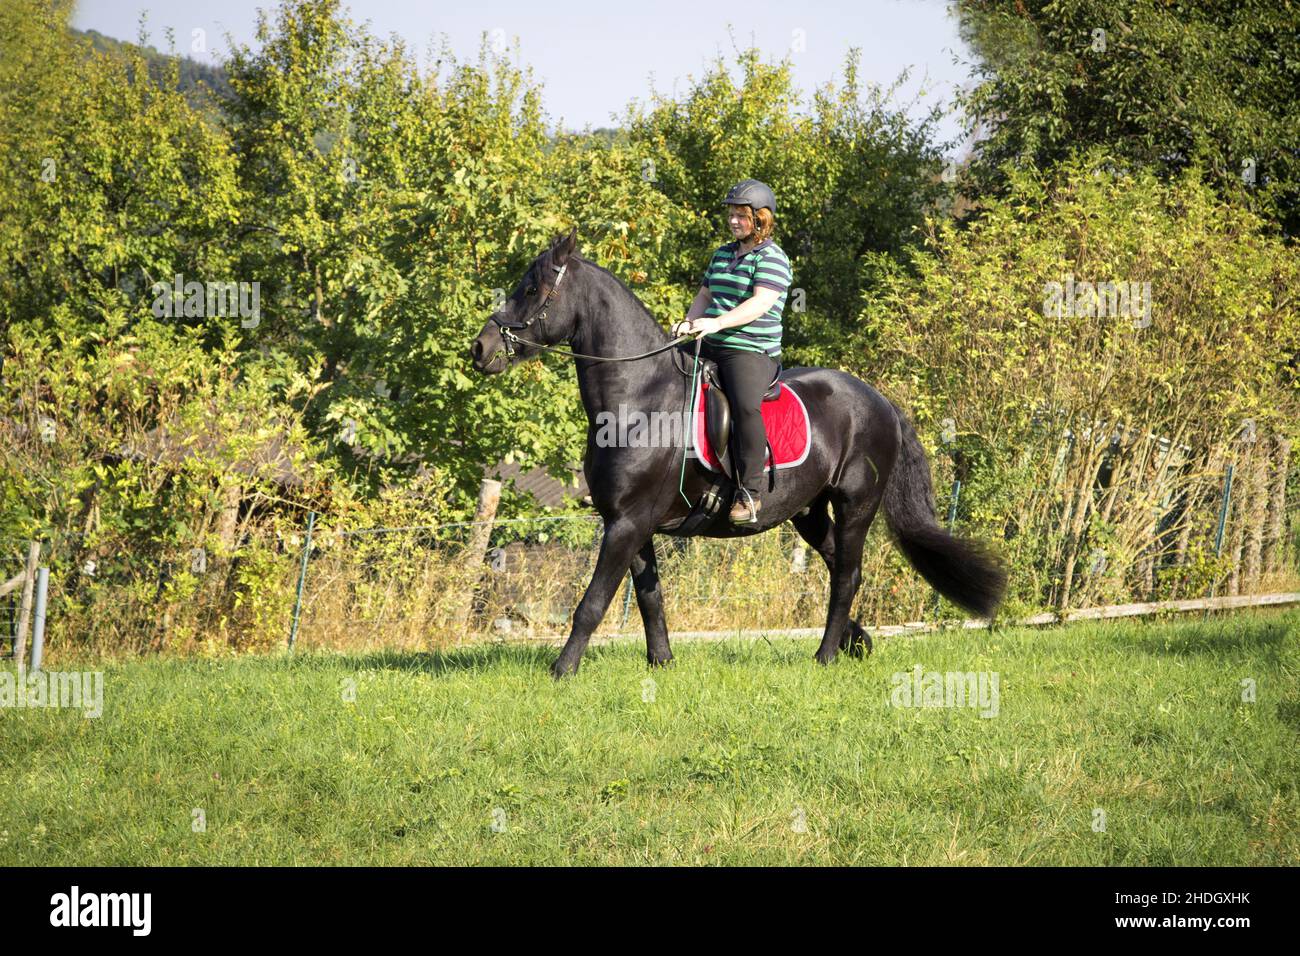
1 607 1297 865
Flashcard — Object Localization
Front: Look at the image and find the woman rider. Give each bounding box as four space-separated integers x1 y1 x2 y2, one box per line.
672 179 793 523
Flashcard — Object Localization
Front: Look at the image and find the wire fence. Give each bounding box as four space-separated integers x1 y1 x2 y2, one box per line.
3 453 1299 659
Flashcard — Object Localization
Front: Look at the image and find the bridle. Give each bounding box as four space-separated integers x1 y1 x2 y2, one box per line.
482 255 710 510
488 259 693 364
491 262 569 356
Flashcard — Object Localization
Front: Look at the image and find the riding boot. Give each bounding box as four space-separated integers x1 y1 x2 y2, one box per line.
728 488 761 523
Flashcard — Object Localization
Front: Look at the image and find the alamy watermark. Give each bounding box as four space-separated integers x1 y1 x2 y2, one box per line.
151 273 261 328
889 664 999 718
1 668 104 718
49 886 150 936
1043 274 1151 328
595 403 691 448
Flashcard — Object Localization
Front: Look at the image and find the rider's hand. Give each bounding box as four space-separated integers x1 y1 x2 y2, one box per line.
672 319 696 337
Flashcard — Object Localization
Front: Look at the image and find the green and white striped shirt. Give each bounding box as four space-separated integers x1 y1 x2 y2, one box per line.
699 238 792 358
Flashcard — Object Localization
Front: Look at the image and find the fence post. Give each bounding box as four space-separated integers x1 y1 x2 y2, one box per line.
30 567 49 672
620 572 634 631
451 479 501 644
1203 463 1234 617
1213 464 1234 562
287 511 316 651
13 540 41 671
945 478 963 529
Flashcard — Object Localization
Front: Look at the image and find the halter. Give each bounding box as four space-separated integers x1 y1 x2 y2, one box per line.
491 262 568 355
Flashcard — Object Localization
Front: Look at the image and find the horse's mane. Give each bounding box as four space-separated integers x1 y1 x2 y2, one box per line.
566 253 667 330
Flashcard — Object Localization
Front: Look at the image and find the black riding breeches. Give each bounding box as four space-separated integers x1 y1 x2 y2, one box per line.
700 339 779 496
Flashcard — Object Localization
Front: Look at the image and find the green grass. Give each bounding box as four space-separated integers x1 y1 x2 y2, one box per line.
1 608 1297 865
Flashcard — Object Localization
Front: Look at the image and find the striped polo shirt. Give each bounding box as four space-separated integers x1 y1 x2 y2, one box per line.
698 238 792 358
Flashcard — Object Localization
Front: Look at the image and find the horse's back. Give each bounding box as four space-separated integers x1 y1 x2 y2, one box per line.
780 365 896 420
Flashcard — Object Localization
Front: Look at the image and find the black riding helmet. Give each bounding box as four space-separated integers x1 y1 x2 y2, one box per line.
721 179 776 216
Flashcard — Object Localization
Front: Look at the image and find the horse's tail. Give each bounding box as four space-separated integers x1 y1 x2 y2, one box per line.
881 399 1008 618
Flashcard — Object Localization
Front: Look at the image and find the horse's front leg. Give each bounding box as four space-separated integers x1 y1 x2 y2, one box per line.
629 538 672 667
552 518 652 678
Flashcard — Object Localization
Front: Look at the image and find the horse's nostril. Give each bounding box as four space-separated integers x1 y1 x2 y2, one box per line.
470 340 483 363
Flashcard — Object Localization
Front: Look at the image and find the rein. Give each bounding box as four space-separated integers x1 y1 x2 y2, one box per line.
500 327 696 363
490 260 700 363
487 256 707 510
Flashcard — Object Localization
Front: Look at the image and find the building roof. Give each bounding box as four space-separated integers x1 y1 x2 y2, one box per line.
490 460 589 508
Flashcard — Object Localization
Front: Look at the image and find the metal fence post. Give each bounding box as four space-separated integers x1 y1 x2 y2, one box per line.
288 511 316 651
30 567 49 672
620 572 634 631
1213 463 1234 560
1203 463 1235 618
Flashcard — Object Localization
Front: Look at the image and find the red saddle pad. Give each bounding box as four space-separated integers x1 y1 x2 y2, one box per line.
690 379 811 473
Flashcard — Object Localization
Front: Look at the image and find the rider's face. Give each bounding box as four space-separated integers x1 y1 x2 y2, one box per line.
726 205 754 240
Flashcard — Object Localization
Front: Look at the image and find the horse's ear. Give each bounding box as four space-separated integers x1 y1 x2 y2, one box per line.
553 226 578 266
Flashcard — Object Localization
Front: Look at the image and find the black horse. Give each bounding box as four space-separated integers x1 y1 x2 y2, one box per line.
470 228 1007 678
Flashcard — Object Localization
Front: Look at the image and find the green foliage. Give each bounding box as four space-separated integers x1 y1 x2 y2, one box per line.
0 0 241 344
72 27 234 120
955 0 1300 234
5 0 1298 655
0 314 327 653
858 150 1300 610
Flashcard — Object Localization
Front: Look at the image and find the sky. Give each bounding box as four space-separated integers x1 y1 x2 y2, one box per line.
70 0 979 155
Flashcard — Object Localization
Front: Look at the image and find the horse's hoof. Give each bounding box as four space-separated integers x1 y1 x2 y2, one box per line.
842 621 872 659
550 658 579 679
814 649 838 666
647 653 674 668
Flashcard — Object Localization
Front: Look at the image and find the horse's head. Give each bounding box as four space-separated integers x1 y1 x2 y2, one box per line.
470 227 581 374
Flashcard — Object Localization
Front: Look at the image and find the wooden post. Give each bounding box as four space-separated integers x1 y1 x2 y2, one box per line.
13 540 41 670
1171 445 1213 584
1242 444 1268 591
213 480 243 585
1205 462 1234 618
1263 436 1291 575
450 479 501 642
1227 442 1253 596
1058 440 1103 611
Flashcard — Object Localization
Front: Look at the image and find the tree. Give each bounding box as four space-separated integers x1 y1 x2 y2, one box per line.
955 0 1300 235
0 0 240 345
623 43 951 366
858 150 1300 611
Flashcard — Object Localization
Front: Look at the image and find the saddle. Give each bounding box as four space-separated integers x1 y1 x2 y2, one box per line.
661 344 811 536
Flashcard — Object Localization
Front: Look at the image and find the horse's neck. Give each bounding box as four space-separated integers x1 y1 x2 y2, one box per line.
570 263 683 416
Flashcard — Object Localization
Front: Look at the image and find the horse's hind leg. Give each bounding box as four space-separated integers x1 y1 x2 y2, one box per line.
842 619 871 658
791 495 871 659
629 538 673 667
813 494 882 665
